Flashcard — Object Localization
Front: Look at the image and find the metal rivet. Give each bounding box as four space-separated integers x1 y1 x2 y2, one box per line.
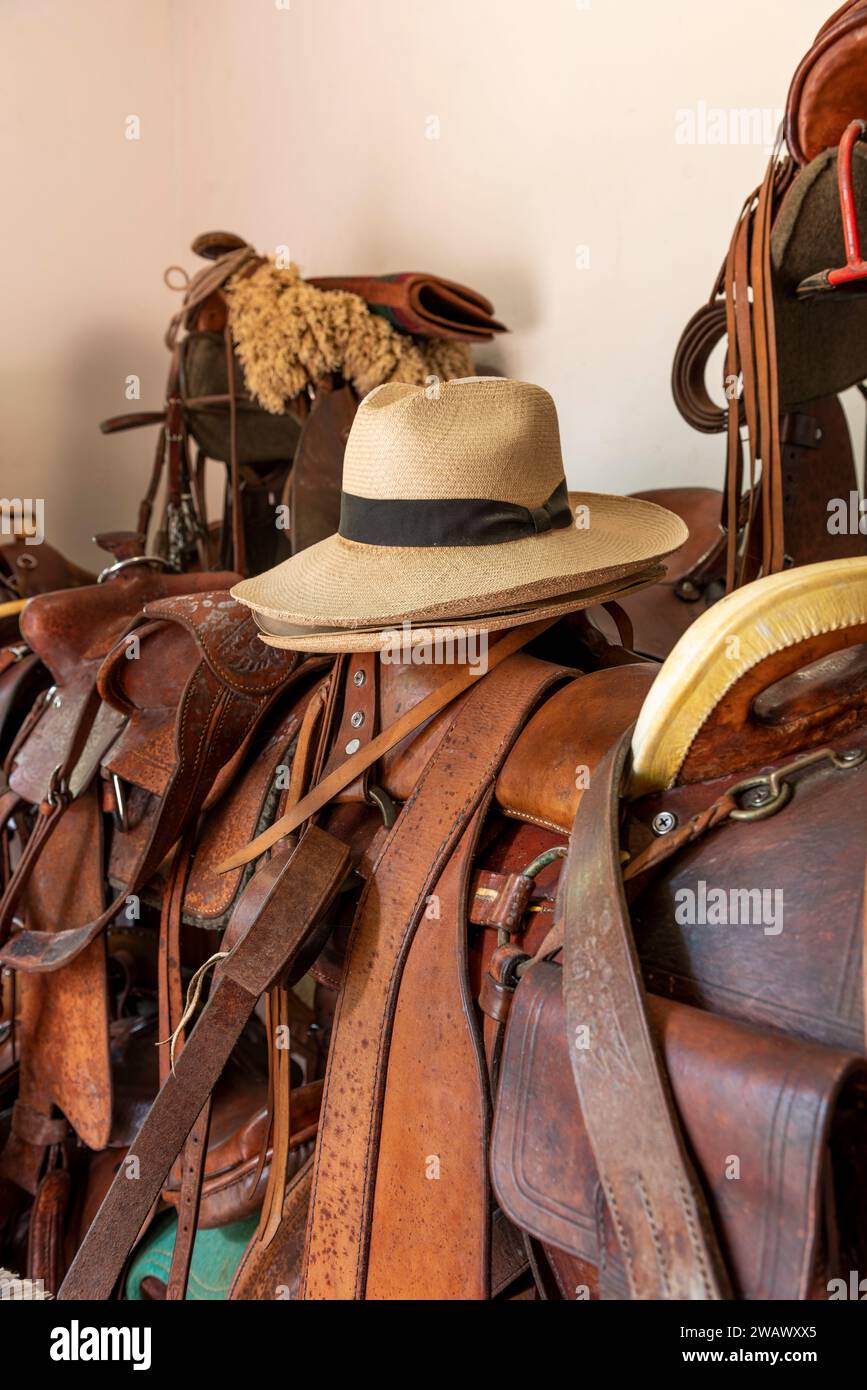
345 737 361 755
741 786 772 808
651 811 677 836
838 749 862 765
353 669 366 687
350 710 364 729
53 695 62 709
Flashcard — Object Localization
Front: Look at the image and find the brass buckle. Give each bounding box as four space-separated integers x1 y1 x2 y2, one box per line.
45 764 70 810
497 845 568 947
729 746 865 822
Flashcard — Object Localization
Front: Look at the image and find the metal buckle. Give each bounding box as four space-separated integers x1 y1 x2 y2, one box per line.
45 764 70 810
729 746 866 822
367 784 397 829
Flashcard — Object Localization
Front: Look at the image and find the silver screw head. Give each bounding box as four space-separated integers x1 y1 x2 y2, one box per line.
651 811 677 836
353 669 366 687
350 710 365 729
742 785 772 807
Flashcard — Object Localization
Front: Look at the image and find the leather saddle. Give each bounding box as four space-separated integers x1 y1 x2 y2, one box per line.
15 553 858 1302
615 2 867 661
100 233 506 577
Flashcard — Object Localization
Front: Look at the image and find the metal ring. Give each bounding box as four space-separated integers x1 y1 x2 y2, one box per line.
164 265 190 291
97 556 176 584
729 775 794 822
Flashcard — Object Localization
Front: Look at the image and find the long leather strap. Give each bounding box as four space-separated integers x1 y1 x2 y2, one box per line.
301 653 567 1299
58 827 350 1300
165 1101 211 1301
364 799 493 1298
561 727 731 1300
217 617 558 873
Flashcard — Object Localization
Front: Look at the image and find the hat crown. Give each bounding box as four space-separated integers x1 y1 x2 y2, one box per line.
341 378 567 507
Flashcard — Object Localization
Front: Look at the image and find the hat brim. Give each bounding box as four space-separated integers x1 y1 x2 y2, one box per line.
250 568 663 653
232 491 687 630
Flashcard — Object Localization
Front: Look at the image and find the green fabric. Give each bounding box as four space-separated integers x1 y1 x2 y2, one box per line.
180 332 301 465
125 1211 258 1301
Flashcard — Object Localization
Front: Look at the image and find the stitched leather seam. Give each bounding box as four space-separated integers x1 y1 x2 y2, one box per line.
500 806 569 835
357 672 564 1295
303 663 568 1297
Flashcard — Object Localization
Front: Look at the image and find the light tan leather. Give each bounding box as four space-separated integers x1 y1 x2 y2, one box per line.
496 665 657 832
217 618 558 871
365 803 491 1299
301 654 568 1299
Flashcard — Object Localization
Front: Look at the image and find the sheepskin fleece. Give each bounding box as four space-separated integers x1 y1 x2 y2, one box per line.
226 261 474 413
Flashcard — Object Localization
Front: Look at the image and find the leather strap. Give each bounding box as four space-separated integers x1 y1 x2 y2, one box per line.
217 617 558 872
301 652 568 1298
561 727 731 1300
165 1101 211 1300
364 800 492 1298
58 827 350 1300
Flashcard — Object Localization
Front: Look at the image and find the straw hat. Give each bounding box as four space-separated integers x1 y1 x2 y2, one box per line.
232 377 688 651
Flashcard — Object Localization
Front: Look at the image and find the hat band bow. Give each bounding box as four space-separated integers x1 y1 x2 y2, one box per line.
338 478 572 548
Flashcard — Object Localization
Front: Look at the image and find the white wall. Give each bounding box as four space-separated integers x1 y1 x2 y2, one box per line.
2 0 842 569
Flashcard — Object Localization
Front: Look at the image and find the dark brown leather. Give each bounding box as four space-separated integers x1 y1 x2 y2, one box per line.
228 1157 314 1301
26 1166 71 1296
0 593 298 974
307 273 507 342
626 734 867 1054
0 539 94 603
289 380 357 554
493 961 867 1300
58 828 351 1300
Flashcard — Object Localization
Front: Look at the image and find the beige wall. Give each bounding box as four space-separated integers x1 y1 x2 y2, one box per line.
2 0 848 570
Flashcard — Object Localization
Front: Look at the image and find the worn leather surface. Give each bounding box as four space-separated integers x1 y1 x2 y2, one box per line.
493 961 867 1300
627 735 867 1052
560 729 729 1299
12 791 111 1152
228 1158 314 1301
365 803 491 1299
301 653 570 1299
8 570 238 805
0 594 302 974
59 828 350 1299
496 665 656 832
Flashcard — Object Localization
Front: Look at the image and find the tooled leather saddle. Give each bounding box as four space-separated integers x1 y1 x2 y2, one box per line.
0 549 860 1302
